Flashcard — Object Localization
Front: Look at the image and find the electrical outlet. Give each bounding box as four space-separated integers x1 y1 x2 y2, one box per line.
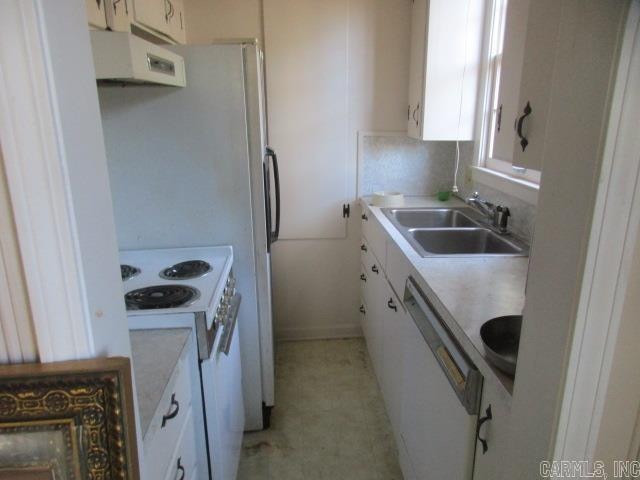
464 166 473 185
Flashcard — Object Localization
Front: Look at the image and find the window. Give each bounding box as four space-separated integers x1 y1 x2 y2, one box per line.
479 0 541 185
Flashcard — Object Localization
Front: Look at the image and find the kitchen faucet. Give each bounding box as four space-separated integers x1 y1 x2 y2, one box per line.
466 192 511 234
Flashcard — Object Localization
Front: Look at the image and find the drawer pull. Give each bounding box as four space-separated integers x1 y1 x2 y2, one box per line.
176 457 185 480
359 305 366 314
360 244 367 252
360 274 367 282
361 213 368 221
476 405 493 454
387 298 397 311
161 393 180 428
371 265 379 274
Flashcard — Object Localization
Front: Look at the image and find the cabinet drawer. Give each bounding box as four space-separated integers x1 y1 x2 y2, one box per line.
144 353 192 480
163 407 197 480
361 205 386 268
360 262 374 312
361 237 383 283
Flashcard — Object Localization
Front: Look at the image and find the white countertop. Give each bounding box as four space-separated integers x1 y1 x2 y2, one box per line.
130 328 191 436
362 195 528 402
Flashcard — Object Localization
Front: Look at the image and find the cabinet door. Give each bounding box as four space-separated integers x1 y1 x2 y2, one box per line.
491 0 529 162
168 0 186 44
472 385 511 480
511 0 561 171
86 0 108 29
104 0 132 32
264 0 350 239
380 283 407 441
133 0 170 37
407 0 427 138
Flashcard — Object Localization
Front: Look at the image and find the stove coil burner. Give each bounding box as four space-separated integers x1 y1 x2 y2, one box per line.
160 260 212 280
121 264 141 281
125 285 200 310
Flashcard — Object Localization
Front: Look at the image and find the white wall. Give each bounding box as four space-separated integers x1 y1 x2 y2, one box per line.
272 0 411 339
184 0 411 339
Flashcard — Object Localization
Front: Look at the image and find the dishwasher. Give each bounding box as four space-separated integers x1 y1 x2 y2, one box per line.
402 276 483 480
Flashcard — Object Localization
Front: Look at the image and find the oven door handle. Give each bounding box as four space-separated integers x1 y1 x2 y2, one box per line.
219 294 241 356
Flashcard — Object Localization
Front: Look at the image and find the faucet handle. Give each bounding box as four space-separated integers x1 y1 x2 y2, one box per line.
494 206 511 233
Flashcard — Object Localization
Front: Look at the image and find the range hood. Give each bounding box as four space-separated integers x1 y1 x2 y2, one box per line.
90 31 186 87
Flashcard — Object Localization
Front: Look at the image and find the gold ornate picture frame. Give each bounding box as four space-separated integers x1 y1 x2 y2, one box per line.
0 357 139 480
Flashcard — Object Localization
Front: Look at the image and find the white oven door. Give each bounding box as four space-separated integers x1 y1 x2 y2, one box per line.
200 294 244 480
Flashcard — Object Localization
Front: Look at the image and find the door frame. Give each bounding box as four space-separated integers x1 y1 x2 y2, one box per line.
0 0 94 361
553 0 640 461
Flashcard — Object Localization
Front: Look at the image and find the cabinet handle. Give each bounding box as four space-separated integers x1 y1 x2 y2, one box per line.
176 457 185 480
412 103 420 126
515 101 532 152
496 104 503 132
360 244 367 252
161 393 180 427
371 265 379 274
359 305 366 314
361 213 368 221
360 274 367 282
476 405 493 454
387 298 397 311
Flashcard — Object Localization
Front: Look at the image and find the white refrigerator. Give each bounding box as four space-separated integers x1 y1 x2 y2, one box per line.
98 42 277 432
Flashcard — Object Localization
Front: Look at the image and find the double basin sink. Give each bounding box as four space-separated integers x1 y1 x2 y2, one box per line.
382 207 529 257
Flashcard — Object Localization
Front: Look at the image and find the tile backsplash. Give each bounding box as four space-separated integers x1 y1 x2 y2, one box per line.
360 134 537 241
360 135 455 196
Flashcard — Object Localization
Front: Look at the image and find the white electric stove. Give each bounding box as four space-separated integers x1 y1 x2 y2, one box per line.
120 246 245 480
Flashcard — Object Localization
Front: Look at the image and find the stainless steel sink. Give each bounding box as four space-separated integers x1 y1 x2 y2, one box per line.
409 228 526 256
381 207 529 257
384 208 479 228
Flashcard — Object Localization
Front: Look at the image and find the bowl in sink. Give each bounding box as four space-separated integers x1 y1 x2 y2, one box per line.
480 315 523 376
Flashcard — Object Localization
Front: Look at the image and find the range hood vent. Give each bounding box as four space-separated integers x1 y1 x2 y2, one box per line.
90 31 186 87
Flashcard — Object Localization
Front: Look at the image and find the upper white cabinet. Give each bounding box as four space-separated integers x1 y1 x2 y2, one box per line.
132 0 186 44
104 0 133 32
407 0 486 141
510 0 561 172
86 0 108 29
490 0 562 172
86 0 186 44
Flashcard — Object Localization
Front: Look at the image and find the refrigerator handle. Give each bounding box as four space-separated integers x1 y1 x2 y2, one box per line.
266 147 280 243
263 159 272 252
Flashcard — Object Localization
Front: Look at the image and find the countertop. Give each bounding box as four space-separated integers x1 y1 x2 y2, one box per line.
361 195 528 403
130 328 191 436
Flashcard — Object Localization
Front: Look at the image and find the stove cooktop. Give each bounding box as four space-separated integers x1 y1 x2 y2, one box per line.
119 246 233 323
160 260 212 280
125 284 201 310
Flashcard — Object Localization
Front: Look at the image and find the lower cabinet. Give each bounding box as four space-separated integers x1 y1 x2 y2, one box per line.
358 205 512 480
143 334 208 480
471 384 512 480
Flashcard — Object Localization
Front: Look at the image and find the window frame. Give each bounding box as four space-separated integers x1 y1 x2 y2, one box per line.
477 0 541 186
